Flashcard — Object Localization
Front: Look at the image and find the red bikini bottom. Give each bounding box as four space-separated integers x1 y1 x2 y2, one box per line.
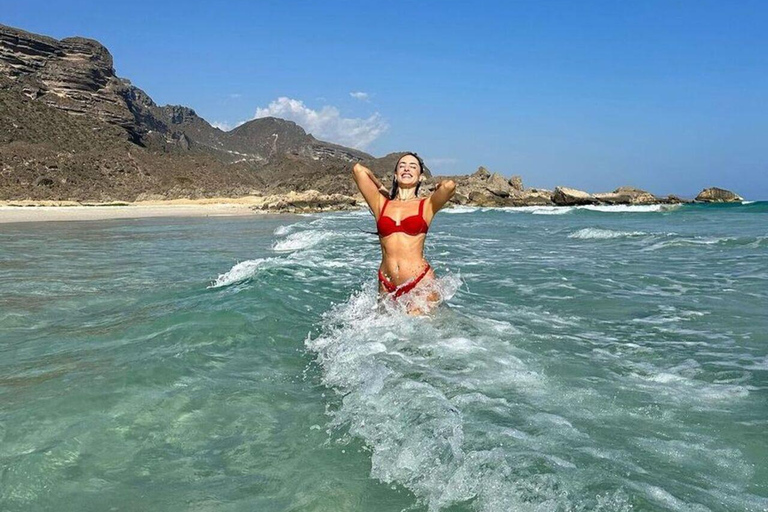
378 263 431 298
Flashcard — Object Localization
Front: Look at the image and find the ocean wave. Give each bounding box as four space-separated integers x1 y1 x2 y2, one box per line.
271 230 336 252
443 205 480 214
208 258 275 288
501 204 680 215
568 228 648 239
517 206 573 215
579 204 680 213
273 224 298 236
641 235 767 251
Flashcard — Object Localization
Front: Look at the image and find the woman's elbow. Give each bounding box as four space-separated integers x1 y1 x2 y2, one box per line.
443 179 456 193
352 163 369 177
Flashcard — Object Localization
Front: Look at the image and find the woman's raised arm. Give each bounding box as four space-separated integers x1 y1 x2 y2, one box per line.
352 163 389 215
428 179 456 213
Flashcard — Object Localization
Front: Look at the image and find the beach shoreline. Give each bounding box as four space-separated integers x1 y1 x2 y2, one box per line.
0 197 306 223
0 189 376 223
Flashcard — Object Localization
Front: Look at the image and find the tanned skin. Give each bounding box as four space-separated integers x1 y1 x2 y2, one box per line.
352 154 456 315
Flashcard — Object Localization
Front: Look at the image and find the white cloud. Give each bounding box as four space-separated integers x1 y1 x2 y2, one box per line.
254 96 388 150
228 93 242 99
350 91 370 101
211 121 232 131
212 120 249 132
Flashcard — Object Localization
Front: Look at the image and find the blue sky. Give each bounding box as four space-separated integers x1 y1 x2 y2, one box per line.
3 0 767 198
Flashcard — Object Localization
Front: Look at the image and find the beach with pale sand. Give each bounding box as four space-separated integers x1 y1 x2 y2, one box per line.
0 196 328 223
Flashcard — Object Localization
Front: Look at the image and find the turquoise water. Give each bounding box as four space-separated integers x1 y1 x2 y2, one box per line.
1 202 766 511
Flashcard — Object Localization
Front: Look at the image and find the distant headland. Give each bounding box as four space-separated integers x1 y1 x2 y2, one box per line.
0 23 744 214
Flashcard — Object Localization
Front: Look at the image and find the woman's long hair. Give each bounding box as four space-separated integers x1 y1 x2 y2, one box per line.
389 151 425 199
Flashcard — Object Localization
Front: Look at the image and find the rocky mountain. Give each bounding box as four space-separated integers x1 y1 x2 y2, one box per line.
0 23 388 201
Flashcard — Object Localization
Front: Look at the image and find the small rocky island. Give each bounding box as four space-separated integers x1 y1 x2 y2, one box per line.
0 23 744 214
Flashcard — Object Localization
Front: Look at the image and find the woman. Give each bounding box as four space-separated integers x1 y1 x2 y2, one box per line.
352 152 456 315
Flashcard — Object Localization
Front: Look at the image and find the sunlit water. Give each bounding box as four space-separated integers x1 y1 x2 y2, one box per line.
1 202 766 511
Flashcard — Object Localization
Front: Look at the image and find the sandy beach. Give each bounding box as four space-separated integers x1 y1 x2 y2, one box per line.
0 197 278 223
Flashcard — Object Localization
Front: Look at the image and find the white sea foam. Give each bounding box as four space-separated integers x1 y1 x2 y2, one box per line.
579 204 680 213
628 365 750 404
509 206 574 215
568 228 648 239
305 274 646 511
208 258 274 288
640 236 739 251
503 204 680 215
344 208 372 217
272 230 335 252
443 205 480 214
273 224 296 236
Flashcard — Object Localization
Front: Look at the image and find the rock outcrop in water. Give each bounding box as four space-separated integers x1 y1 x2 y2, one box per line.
695 187 743 203
552 186 598 206
252 189 359 213
547 185 687 206
414 169 688 209
426 167 553 207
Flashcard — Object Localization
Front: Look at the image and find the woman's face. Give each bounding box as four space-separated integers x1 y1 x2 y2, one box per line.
396 155 421 188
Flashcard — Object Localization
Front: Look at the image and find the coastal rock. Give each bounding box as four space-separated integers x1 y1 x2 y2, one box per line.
695 187 743 203
253 189 358 213
472 166 490 180
430 169 554 207
593 186 658 205
486 172 512 197
509 188 553 206
452 192 469 205
509 175 523 191
552 186 597 206
468 190 504 206
662 194 691 204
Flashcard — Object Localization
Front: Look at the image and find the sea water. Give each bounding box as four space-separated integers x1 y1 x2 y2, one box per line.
1 202 766 511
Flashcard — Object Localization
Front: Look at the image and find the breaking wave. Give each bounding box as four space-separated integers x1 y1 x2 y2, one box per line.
568 228 648 239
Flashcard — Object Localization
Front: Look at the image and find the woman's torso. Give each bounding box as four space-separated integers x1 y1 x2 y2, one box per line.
376 197 432 283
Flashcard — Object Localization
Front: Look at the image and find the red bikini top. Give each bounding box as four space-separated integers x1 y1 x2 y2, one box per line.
377 198 429 237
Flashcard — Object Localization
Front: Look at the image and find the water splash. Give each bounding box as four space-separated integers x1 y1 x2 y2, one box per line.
208 258 275 288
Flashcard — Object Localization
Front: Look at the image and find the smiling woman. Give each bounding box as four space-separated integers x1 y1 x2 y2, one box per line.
352 153 456 315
